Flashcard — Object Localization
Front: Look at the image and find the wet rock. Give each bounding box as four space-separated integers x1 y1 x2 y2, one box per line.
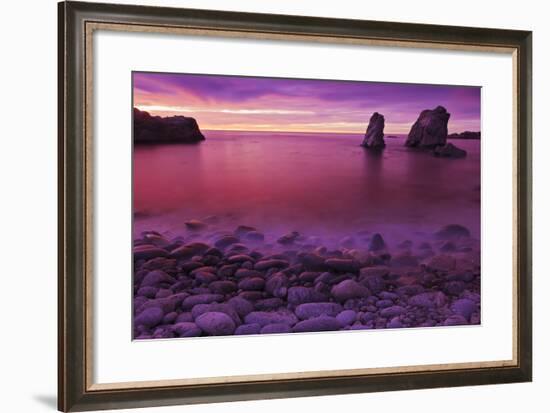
264 273 288 298
185 219 207 231
191 303 241 325
137 286 158 298
288 286 326 305
234 225 257 236
134 307 164 328
238 277 265 291
336 310 357 326
435 224 471 240
181 294 224 310
209 280 237 294
450 298 477 320
277 231 300 245
214 235 240 249
295 302 343 320
140 270 176 288
260 323 292 334
162 311 178 324
194 271 217 285
244 310 298 327
361 112 386 149
443 314 468 326
133 245 169 260
331 280 371 302
433 143 467 158
387 317 403 328
426 254 456 272
195 312 236 336
234 269 263 279
379 305 406 318
227 297 254 318
218 264 239 278
297 252 326 271
405 106 450 148
391 253 419 267
170 242 210 259
245 231 265 242
293 316 341 333
375 299 393 309
175 312 193 323
235 323 262 335
325 258 360 273
444 281 466 295
368 233 386 251
172 322 202 337
255 298 284 311
254 259 290 271
409 291 447 308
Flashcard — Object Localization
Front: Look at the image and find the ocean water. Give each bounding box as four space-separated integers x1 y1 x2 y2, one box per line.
133 130 480 246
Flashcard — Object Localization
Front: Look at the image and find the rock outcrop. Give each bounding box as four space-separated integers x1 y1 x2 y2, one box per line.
405 106 450 148
133 108 205 144
361 112 385 149
433 143 467 158
448 131 481 140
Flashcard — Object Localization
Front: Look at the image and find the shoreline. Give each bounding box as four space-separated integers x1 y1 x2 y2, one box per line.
133 222 481 339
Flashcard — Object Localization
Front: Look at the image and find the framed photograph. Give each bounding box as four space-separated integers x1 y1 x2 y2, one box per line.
58 1 532 411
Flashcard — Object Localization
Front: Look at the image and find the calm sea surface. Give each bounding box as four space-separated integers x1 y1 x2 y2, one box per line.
133 131 480 245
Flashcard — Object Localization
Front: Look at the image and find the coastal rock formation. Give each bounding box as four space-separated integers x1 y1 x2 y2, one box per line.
361 112 385 149
133 108 205 144
405 106 450 148
433 143 467 158
448 131 481 140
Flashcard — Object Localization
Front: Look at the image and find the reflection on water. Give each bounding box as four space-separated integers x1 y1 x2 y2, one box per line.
133 131 480 244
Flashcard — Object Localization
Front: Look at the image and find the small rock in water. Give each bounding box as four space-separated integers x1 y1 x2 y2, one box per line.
185 220 207 231
426 254 457 272
277 231 300 245
234 225 257 236
214 235 240 249
245 231 265 242
433 143 467 158
435 224 471 240
368 233 386 251
195 312 236 336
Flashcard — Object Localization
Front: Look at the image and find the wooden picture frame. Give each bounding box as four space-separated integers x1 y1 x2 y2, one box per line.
58 1 532 411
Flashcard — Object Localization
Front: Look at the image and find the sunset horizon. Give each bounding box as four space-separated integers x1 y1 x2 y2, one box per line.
133 72 481 135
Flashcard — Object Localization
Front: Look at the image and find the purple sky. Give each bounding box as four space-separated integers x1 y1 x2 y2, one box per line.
133 72 481 134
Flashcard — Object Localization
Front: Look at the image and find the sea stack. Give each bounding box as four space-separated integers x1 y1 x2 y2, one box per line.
405 106 450 148
361 112 385 149
133 108 205 144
